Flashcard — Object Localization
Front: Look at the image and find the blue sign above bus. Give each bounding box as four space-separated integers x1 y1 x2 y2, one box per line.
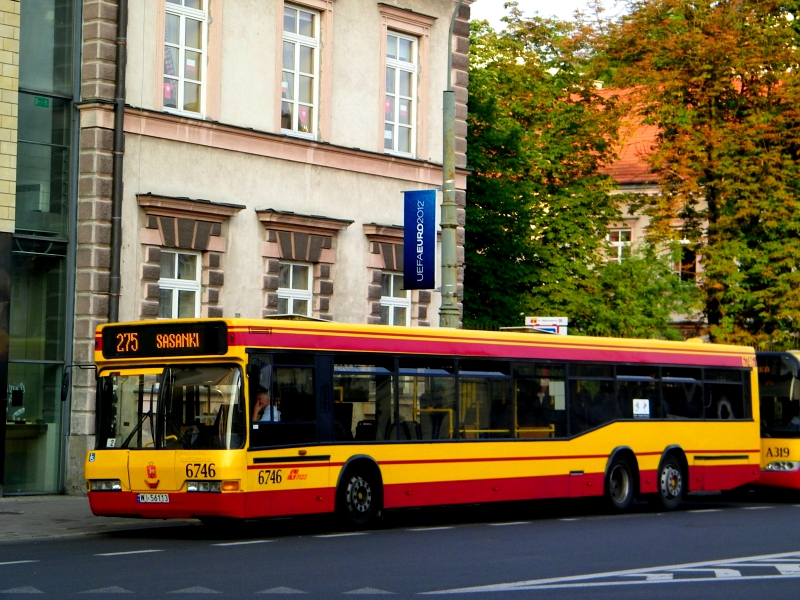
403 189 436 290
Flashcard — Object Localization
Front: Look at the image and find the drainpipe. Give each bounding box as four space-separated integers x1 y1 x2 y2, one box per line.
108 0 129 323
439 0 464 329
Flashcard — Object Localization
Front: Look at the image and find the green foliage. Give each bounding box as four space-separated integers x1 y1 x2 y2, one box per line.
602 0 800 347
464 7 621 330
568 244 702 339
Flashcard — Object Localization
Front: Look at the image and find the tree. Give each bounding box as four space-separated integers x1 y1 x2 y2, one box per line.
464 7 621 329
568 244 702 339
602 0 800 347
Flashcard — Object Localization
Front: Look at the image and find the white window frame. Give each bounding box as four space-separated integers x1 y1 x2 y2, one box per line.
277 261 313 316
607 229 632 263
380 272 410 326
163 0 209 117
281 4 321 139
384 31 418 158
158 250 202 319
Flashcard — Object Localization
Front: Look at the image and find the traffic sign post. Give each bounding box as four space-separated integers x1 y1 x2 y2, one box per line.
524 317 568 335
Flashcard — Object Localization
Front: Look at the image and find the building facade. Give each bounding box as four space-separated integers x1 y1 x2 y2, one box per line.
34 0 469 495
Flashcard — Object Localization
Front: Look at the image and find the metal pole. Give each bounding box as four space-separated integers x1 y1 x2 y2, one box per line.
108 0 129 323
439 0 464 329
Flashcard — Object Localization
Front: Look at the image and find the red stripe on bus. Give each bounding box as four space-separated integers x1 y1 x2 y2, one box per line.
228 331 748 368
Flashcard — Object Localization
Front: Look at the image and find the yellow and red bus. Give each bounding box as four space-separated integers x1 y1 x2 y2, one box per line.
84 318 760 526
756 351 800 488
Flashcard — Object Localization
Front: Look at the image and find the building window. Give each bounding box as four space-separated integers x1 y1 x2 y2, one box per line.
158 250 201 318
384 32 417 156
380 273 410 326
278 261 313 316
163 0 208 115
607 229 632 262
281 5 319 136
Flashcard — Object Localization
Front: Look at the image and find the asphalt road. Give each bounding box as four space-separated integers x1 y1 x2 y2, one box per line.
2 490 800 598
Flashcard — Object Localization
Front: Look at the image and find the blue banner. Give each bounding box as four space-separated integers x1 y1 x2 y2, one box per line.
404 189 436 290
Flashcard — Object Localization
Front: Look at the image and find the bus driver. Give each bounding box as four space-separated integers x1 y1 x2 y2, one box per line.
252 386 281 422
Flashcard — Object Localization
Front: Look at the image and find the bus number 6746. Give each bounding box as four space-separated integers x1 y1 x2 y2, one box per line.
258 469 282 485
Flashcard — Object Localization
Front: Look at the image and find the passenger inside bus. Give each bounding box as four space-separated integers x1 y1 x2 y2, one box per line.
252 387 281 422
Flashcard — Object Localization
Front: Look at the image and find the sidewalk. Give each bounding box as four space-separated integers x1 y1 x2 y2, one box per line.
0 495 196 543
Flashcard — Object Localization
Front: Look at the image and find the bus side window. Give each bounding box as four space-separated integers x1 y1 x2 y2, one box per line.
514 363 567 439
333 355 394 442
704 369 745 420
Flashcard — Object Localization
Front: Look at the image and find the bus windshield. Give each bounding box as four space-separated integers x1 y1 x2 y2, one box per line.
97 365 245 450
759 353 800 438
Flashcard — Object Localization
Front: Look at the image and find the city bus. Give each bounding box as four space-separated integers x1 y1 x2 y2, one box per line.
756 351 800 489
83 319 760 527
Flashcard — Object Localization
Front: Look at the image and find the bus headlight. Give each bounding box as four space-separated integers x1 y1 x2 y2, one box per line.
89 479 122 491
765 462 800 472
186 480 222 493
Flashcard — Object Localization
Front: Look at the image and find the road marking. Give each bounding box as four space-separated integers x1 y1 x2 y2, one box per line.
0 561 38 567
560 518 578 521
488 521 531 527
343 587 394 594
407 527 453 532
257 587 306 594
0 586 44 594
743 506 773 510
314 532 367 538
423 550 800 594
96 549 164 557
79 586 134 594
211 540 274 547
688 509 720 513
168 587 221 594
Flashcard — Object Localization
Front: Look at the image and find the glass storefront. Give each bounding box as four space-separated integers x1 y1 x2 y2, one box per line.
4 0 77 494
4 241 68 493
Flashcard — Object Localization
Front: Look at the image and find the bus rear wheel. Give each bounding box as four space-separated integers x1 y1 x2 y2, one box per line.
338 466 381 529
606 457 634 512
656 455 685 510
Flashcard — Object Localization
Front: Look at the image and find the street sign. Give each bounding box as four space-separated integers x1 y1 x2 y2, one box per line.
525 316 568 335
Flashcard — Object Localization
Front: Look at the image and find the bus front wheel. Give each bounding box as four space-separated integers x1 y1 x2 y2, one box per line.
656 455 685 510
338 466 381 528
605 456 634 512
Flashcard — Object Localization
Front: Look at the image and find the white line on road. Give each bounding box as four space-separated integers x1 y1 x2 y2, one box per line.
314 532 367 538
211 540 274 547
688 509 721 513
560 518 579 521
96 549 164 557
742 506 773 510
488 522 531 527
407 527 453 532
0 560 38 567
423 550 800 594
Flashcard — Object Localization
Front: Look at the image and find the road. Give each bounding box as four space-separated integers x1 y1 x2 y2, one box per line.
2 490 800 598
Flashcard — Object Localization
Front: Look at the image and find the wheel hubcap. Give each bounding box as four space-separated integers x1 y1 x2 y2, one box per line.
610 465 629 503
661 466 682 499
347 476 372 514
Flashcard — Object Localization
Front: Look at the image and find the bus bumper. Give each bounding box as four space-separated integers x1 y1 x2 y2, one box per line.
88 491 247 519
758 469 800 490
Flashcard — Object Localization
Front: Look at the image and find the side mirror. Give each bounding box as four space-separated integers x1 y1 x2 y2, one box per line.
60 370 71 403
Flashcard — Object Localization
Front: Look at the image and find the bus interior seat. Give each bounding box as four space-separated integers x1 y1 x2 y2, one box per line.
354 419 377 441
385 420 420 440
333 402 354 441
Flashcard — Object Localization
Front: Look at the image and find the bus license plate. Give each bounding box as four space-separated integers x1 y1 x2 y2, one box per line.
137 493 169 503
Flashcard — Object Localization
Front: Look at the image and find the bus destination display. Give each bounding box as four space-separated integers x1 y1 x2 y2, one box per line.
102 322 228 358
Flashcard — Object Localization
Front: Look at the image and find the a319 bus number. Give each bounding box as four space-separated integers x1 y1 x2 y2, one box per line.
115 332 139 354
185 463 216 478
258 469 282 485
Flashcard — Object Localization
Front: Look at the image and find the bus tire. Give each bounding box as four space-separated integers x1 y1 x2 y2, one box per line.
338 465 382 529
605 456 634 512
656 455 685 510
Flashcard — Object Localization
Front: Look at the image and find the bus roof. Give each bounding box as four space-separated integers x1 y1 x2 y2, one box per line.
96 318 755 369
